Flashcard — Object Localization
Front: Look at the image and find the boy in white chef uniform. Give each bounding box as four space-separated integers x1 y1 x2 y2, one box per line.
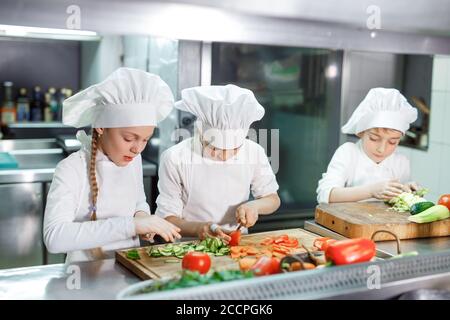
156 84 280 241
44 68 181 262
317 88 419 203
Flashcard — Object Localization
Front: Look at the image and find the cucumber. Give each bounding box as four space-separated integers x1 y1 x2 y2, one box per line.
410 201 435 215
408 205 450 223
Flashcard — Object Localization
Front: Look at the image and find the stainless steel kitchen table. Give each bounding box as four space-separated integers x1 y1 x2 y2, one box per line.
0 259 139 300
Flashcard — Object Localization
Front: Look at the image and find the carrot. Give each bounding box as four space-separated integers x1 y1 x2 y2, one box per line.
239 257 257 271
246 247 260 255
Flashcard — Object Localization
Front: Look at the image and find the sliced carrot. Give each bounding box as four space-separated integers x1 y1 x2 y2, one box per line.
260 238 274 245
303 263 316 270
239 257 257 271
246 247 260 255
272 251 286 258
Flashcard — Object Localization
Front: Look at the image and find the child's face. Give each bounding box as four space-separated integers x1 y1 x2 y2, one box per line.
359 128 402 164
201 140 241 162
96 126 155 166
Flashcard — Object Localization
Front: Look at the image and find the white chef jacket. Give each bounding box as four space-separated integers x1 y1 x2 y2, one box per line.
316 140 410 204
155 136 279 232
43 136 150 262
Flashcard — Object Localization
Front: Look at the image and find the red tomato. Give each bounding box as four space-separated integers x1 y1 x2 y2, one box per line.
270 258 281 274
182 252 211 274
250 256 280 276
438 194 450 211
229 230 241 246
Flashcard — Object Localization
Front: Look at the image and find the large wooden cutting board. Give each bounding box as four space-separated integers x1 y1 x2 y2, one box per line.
315 202 450 241
116 228 320 280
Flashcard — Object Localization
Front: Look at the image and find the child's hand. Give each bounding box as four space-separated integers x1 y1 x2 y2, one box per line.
235 203 259 228
370 180 408 200
134 215 181 243
404 181 420 193
197 222 231 243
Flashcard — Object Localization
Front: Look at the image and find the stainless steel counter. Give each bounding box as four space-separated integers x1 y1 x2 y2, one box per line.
0 259 139 300
2 224 450 299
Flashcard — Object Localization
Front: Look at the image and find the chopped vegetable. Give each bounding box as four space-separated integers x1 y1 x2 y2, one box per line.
229 230 241 246
182 252 211 274
239 257 257 271
313 237 337 251
408 204 450 223
249 256 280 276
387 188 429 212
325 238 376 265
390 251 419 259
147 237 230 259
126 249 141 260
136 270 254 294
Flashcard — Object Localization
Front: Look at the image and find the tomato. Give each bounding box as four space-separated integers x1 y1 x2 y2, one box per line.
270 258 281 274
229 230 241 246
250 256 280 276
181 252 211 274
438 194 450 211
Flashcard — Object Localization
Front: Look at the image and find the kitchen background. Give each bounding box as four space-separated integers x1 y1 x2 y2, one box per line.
0 0 449 269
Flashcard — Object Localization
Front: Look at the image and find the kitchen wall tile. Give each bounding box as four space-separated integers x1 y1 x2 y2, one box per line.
432 56 450 92
410 142 442 193
438 144 450 194
429 91 447 144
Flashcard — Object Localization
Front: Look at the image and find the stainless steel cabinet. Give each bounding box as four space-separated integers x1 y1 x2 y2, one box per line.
0 183 43 269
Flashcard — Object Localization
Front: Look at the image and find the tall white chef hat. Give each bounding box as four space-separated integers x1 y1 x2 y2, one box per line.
174 84 265 149
63 67 174 128
341 88 418 135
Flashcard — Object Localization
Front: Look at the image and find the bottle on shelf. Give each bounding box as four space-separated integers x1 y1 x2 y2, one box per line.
16 88 30 122
44 92 53 122
55 88 67 122
0 81 16 125
48 87 58 122
30 86 44 122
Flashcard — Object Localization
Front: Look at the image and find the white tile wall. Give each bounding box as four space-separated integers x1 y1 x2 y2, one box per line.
409 142 442 193
409 55 450 199
432 56 450 92
429 91 447 144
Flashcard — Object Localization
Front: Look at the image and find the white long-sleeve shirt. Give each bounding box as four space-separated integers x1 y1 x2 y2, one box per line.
155 137 279 232
43 132 150 262
316 140 410 203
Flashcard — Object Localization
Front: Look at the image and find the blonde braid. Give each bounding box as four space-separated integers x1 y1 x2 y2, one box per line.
89 130 99 221
89 130 104 260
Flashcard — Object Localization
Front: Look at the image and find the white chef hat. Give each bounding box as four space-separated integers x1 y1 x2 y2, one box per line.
174 84 265 149
63 67 174 128
342 88 417 135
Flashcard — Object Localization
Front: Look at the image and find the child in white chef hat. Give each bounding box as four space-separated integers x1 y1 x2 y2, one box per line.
156 84 280 241
317 87 419 203
44 68 181 262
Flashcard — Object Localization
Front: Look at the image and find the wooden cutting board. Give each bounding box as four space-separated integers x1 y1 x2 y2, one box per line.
315 202 450 241
116 228 320 280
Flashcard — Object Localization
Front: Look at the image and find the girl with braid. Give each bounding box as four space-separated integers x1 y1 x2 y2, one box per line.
44 68 181 262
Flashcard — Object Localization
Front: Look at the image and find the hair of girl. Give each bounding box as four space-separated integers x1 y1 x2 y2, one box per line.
89 129 104 259
90 129 99 221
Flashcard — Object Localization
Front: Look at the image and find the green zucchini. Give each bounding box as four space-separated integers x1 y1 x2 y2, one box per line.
408 205 450 223
410 201 435 215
